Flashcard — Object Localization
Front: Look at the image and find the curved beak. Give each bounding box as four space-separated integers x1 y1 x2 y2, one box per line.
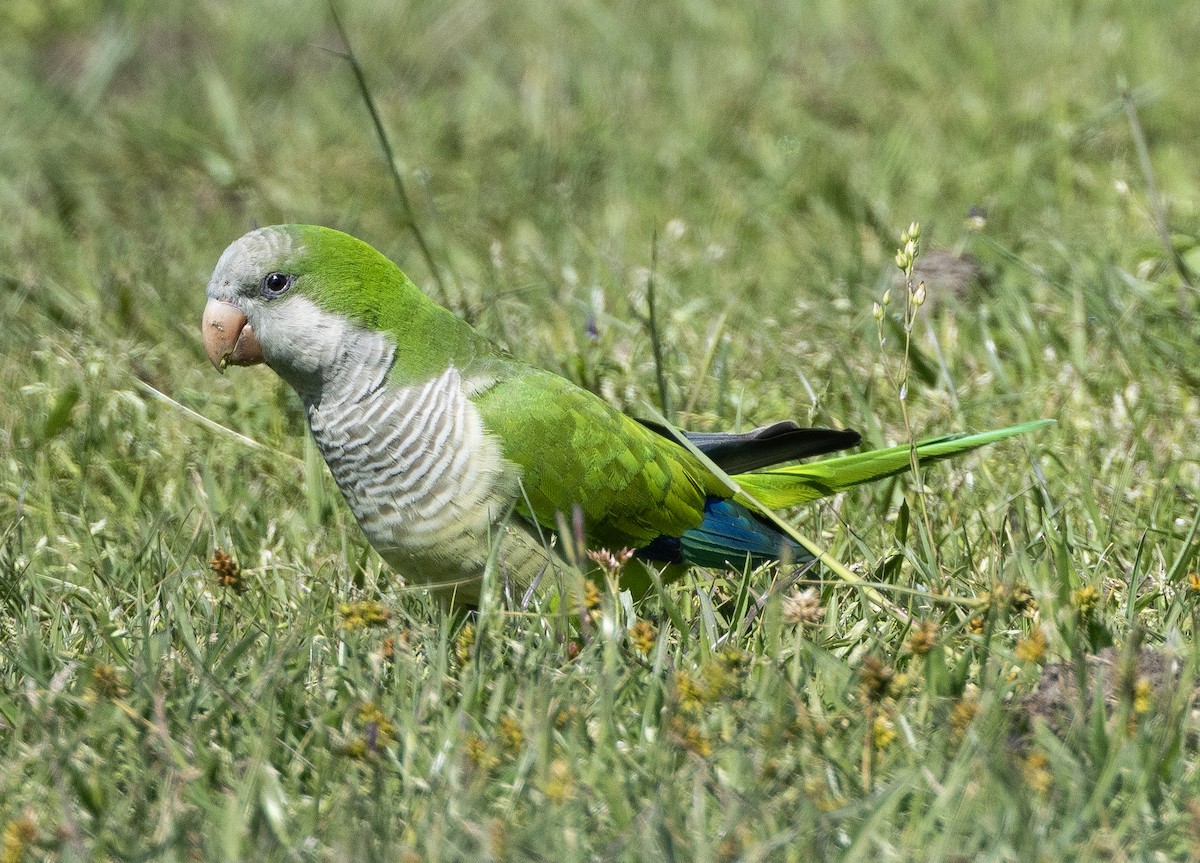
202 298 263 371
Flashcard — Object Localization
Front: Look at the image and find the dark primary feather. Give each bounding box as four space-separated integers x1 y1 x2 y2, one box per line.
637 419 862 474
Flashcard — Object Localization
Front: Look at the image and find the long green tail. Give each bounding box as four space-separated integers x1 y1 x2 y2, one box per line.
736 419 1053 509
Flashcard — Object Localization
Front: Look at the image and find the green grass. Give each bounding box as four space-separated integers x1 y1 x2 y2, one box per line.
3 0 1200 859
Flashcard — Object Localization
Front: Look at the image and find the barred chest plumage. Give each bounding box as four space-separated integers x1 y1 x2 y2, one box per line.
300 330 527 592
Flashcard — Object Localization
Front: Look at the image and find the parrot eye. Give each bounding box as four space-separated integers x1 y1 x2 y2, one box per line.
260 272 293 298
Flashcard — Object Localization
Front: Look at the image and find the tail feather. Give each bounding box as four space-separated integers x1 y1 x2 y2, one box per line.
736 420 1053 510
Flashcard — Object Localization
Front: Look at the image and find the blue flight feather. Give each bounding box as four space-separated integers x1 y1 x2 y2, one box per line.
636 497 809 570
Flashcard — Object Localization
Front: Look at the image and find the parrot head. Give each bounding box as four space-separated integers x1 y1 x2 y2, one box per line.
202 225 424 394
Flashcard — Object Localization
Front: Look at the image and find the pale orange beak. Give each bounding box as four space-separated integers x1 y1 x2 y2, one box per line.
202 298 263 371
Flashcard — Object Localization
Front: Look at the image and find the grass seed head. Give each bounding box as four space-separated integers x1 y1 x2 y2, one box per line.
339 601 391 630
209 548 245 594
782 586 823 627
859 656 895 703
1016 627 1048 664
629 619 657 654
907 621 938 655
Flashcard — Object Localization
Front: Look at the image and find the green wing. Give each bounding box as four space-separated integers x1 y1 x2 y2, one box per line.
471 367 725 549
471 355 1051 553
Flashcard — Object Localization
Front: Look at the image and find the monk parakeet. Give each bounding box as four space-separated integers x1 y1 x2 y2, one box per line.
202 225 1047 603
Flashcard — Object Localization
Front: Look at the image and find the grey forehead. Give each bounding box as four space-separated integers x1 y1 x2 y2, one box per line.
209 227 297 290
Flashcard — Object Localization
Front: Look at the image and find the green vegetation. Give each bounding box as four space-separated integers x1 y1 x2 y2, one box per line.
3 0 1199 859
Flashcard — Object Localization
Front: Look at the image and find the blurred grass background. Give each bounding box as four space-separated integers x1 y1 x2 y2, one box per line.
2 0 1200 859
